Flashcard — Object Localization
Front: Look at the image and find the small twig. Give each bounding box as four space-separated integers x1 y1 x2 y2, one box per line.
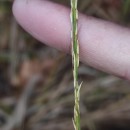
2 75 41 130
9 18 18 79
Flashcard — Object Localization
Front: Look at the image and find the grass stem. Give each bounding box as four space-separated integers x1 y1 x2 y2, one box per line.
70 0 81 130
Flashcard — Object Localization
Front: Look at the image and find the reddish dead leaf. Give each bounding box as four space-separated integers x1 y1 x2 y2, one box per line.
11 58 56 87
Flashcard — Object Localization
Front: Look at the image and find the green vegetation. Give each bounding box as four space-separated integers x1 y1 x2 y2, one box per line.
70 0 81 130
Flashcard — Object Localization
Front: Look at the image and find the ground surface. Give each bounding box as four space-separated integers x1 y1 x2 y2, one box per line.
0 0 130 130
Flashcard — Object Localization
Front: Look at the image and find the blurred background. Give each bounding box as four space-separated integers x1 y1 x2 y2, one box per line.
0 0 130 130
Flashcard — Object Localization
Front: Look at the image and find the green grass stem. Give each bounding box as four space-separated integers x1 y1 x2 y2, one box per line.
70 0 81 130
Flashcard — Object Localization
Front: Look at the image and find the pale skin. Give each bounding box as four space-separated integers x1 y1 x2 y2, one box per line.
13 0 130 80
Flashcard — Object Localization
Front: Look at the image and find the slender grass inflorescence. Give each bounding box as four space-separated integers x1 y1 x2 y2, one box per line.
70 0 81 130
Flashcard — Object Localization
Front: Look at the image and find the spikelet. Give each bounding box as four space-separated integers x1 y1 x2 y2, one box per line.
70 0 81 130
